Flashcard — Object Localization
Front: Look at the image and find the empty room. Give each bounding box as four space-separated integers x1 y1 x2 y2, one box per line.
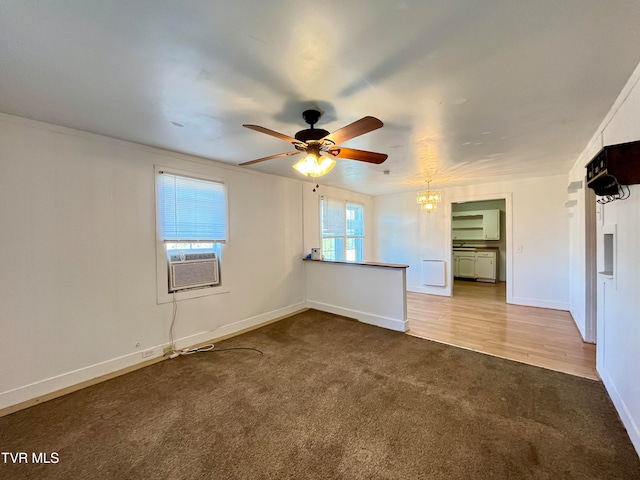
1 2 640 479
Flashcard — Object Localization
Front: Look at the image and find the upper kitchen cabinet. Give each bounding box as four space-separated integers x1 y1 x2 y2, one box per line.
482 209 500 240
452 209 500 241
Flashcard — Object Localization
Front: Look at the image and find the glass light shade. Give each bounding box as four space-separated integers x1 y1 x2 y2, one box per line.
417 181 441 213
293 154 336 177
428 191 441 203
420 201 436 213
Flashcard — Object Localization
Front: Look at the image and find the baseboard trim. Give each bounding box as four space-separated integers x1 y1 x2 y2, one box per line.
509 296 569 311
599 367 640 458
0 302 307 417
407 285 449 296
306 300 407 332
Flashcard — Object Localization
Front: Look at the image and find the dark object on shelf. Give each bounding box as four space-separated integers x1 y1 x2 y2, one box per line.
586 140 640 203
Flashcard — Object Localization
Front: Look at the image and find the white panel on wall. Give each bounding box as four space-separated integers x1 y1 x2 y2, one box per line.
422 260 446 286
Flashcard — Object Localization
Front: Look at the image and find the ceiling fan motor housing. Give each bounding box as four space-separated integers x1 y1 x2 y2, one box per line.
295 128 330 142
295 109 329 142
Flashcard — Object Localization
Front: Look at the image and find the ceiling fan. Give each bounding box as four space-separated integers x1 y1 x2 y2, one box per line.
240 110 388 177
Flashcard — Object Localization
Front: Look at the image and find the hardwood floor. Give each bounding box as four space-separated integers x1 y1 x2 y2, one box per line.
407 280 598 380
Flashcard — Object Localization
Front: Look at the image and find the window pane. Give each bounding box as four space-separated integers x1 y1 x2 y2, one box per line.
322 237 344 261
346 203 364 236
346 237 363 262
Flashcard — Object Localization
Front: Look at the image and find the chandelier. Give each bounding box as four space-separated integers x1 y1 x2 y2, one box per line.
417 179 441 213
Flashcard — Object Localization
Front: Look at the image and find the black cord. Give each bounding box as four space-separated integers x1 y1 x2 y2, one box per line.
596 183 632 204
206 347 264 355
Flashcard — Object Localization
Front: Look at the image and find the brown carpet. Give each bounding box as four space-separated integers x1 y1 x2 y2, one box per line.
1 310 638 479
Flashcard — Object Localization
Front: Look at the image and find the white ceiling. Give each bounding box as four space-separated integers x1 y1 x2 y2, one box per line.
2 1 640 195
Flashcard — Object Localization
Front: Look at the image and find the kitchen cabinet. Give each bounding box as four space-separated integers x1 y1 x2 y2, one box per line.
482 210 500 240
453 251 476 278
475 251 497 282
453 249 498 282
452 213 483 240
458 257 476 278
452 209 500 241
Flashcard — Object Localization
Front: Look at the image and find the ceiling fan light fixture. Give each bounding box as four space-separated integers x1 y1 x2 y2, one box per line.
293 153 336 177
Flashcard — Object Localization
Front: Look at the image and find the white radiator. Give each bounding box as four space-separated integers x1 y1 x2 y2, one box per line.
169 252 219 292
422 260 446 287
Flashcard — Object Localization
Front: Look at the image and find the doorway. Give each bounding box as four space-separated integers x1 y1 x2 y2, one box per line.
446 193 513 304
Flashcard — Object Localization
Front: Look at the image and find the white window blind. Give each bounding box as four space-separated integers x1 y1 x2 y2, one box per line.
321 197 345 237
159 172 227 242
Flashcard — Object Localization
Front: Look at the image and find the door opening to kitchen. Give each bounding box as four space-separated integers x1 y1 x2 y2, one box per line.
451 198 507 302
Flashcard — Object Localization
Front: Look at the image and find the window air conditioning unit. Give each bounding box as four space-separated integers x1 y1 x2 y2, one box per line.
168 252 219 292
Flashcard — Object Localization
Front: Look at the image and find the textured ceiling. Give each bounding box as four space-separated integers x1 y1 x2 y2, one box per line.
2 1 640 195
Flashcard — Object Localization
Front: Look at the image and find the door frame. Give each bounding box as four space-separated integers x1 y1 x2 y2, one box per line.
445 192 513 304
584 183 597 343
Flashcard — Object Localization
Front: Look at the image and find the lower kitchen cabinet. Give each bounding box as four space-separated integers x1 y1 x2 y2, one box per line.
453 249 497 282
475 251 497 282
454 252 476 278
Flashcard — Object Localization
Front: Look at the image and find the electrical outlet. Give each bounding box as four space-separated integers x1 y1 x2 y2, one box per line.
142 349 155 359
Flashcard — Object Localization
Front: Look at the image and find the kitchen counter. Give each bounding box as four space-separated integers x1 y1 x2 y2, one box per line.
453 246 499 252
303 258 409 269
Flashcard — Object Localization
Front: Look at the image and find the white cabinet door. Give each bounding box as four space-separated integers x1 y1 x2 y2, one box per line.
458 256 476 278
475 252 496 282
483 210 500 240
453 256 459 277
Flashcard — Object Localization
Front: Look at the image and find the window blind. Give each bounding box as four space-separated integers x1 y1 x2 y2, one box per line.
321 197 345 237
159 172 227 242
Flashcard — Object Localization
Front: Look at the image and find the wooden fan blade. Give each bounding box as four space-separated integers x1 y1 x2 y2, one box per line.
243 124 304 145
321 116 383 145
328 147 388 164
239 151 300 166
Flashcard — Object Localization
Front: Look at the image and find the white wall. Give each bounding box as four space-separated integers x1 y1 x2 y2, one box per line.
568 62 640 455
302 184 374 260
305 261 407 332
374 175 570 311
0 114 306 409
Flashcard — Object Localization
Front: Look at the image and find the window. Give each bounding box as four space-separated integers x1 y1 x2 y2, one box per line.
156 169 228 298
320 197 364 261
159 172 227 244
